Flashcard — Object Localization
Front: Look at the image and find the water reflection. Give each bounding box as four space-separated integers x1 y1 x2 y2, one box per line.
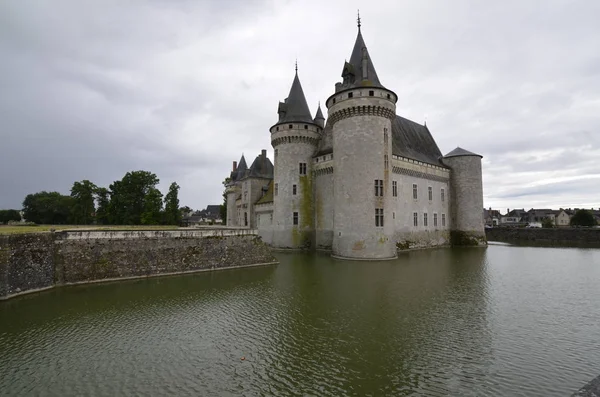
1 246 599 396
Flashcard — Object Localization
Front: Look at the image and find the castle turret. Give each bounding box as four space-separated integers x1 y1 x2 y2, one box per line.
314 103 325 128
443 147 487 246
225 154 247 226
326 21 398 259
270 68 322 248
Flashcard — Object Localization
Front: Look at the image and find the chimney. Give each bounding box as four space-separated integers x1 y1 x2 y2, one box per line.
233 161 237 171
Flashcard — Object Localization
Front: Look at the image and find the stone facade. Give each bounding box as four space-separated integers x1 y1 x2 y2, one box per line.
0 229 276 301
224 24 486 259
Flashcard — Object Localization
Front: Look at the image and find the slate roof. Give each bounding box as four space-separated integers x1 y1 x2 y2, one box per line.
339 28 383 89
315 115 446 168
392 116 445 166
230 155 248 181
276 72 314 124
248 152 274 179
444 147 482 158
255 180 274 205
314 104 325 122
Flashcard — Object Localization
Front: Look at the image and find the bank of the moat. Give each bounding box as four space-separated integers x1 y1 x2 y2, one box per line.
0 229 276 300
486 227 600 247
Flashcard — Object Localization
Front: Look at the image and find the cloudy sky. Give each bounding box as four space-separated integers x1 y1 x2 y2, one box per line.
1 0 599 212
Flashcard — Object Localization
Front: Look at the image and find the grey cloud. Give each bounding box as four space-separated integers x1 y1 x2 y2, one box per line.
1 0 599 211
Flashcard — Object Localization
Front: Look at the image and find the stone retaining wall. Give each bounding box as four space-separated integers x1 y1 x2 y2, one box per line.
486 227 600 246
0 229 276 300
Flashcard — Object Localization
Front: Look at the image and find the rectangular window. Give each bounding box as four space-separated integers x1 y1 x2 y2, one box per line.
348 92 353 98
384 155 389 169
441 188 445 202
428 186 433 201
369 90 374 96
434 213 438 227
293 184 297 195
424 213 428 227
392 181 398 197
275 183 278 196
375 208 384 227
413 212 418 227
374 179 383 196
293 212 298 225
413 184 418 200
442 213 446 227
299 163 307 175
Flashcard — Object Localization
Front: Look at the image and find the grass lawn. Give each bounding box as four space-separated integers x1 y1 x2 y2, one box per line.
0 225 181 235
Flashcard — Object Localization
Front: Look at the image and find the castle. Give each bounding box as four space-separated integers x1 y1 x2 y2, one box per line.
224 21 486 260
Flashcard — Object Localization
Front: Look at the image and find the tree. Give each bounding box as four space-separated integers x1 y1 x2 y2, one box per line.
22 191 73 224
163 182 181 225
70 180 97 224
95 187 110 225
220 177 230 224
0 209 21 224
542 218 554 228
570 209 597 227
108 171 160 224
141 187 163 225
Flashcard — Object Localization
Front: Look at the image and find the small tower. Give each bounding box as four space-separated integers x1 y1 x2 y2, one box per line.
225 155 247 226
443 147 487 246
314 103 325 128
326 19 398 259
270 67 322 248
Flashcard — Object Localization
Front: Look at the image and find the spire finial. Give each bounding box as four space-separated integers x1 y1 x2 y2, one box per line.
295 59 298 74
357 10 361 30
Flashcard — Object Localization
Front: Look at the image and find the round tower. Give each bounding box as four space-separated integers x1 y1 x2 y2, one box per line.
270 69 321 248
442 147 487 246
326 23 397 260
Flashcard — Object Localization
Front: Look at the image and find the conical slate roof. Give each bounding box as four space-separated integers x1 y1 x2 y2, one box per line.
230 154 248 181
341 27 383 89
314 103 325 121
277 72 314 124
444 147 482 158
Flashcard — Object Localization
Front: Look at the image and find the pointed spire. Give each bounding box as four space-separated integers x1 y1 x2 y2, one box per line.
314 102 325 128
276 71 314 124
340 14 383 89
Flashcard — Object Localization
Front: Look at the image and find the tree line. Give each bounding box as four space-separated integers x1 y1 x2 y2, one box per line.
11 171 183 225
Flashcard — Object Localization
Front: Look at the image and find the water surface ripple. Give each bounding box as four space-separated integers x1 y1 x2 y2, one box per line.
1 245 599 396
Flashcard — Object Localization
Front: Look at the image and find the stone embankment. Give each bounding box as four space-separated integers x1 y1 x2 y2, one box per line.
0 229 276 300
486 227 600 247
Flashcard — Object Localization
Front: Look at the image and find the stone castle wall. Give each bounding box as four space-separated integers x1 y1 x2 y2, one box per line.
328 87 397 259
271 123 320 249
0 229 276 301
443 155 486 246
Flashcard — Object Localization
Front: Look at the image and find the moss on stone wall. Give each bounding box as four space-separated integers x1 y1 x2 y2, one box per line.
450 231 487 246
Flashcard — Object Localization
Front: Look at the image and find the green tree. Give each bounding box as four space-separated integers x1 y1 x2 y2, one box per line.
70 180 98 224
163 182 181 225
95 187 110 225
570 209 597 227
22 191 73 224
0 209 22 224
141 187 163 225
220 177 230 223
108 171 160 224
542 218 554 228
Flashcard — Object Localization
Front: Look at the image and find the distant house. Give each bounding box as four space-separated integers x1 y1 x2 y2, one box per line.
500 208 525 225
554 209 572 227
483 208 501 226
523 208 556 225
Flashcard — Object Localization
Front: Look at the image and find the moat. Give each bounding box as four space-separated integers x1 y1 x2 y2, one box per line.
1 245 599 396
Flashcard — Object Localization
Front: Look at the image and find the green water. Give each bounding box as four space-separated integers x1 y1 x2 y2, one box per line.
1 245 599 396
